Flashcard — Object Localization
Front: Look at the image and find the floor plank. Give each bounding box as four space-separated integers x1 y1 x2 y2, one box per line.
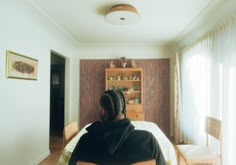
39 135 63 165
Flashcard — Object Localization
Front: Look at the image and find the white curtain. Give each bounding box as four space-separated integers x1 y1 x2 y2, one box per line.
180 39 211 144
220 18 236 164
174 52 181 144
179 15 236 164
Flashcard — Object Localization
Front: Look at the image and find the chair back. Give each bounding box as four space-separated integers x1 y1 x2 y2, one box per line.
133 159 156 165
77 159 156 165
205 116 221 144
76 161 96 165
63 121 78 146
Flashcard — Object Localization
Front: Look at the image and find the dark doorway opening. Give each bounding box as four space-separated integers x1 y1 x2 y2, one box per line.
50 51 65 152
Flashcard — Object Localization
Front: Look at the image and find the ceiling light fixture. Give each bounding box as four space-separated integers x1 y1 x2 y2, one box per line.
105 4 141 25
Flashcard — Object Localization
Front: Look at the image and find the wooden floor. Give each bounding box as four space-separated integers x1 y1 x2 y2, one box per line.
38 135 63 165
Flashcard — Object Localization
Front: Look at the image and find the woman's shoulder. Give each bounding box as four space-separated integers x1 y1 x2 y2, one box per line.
129 129 155 140
86 121 103 131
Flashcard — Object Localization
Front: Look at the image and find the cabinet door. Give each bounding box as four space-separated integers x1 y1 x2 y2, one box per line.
126 104 144 120
80 60 105 128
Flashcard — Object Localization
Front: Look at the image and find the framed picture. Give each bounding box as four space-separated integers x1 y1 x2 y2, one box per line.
6 50 38 80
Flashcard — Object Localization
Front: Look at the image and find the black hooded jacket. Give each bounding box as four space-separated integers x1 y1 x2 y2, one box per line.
69 119 166 165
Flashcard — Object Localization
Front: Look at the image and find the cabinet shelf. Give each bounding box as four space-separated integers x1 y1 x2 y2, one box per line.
123 91 141 94
105 67 144 121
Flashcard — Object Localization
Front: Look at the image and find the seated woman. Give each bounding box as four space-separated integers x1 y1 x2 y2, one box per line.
69 90 166 165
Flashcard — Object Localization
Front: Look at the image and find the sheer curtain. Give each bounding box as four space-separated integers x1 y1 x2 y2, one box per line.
220 17 236 164
179 15 236 164
179 39 211 144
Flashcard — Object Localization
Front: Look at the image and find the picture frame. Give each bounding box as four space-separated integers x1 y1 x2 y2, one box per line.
6 50 38 80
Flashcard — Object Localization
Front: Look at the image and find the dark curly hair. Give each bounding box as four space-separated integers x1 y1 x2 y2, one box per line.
99 90 126 121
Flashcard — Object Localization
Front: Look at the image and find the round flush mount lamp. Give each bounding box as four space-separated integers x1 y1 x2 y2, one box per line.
105 4 141 25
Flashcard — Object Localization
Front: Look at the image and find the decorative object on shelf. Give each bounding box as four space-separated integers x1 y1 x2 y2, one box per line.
122 75 128 80
118 85 125 91
109 76 116 80
134 97 140 104
120 56 127 68
128 75 139 80
109 85 115 90
109 60 115 68
6 50 38 80
105 4 141 25
131 59 137 68
117 75 121 80
126 86 137 95
128 97 140 104
132 75 137 80
128 99 135 104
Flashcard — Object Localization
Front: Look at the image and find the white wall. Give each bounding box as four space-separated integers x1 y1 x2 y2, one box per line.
77 43 176 135
0 0 79 164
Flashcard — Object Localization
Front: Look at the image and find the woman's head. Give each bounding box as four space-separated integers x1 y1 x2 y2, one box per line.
99 90 126 121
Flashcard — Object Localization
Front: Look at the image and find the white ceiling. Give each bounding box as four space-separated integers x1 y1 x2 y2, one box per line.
30 0 233 45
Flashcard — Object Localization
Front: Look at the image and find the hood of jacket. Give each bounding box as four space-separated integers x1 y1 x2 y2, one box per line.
86 118 134 155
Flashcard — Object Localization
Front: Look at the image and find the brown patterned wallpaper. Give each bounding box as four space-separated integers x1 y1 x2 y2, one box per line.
80 59 170 136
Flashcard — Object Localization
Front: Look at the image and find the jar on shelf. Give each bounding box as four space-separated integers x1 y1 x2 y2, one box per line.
117 75 121 80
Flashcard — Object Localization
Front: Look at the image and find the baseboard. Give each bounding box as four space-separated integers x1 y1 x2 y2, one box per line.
32 149 50 165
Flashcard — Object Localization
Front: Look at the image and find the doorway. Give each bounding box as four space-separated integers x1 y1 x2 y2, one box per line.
50 51 65 152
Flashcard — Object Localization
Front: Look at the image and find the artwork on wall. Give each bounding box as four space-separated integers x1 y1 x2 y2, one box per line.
6 50 38 80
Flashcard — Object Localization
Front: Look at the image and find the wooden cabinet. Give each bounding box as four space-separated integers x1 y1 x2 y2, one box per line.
105 68 144 120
